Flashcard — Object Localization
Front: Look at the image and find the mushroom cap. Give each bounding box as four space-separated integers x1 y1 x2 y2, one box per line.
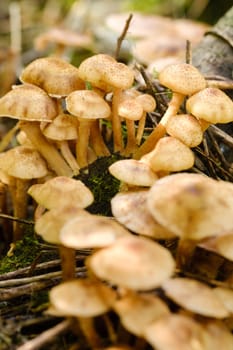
41 112 78 140
35 205 91 244
108 159 158 187
89 235 175 291
113 292 170 336
202 321 233 350
28 176 94 210
49 278 116 317
213 287 233 314
111 190 176 239
141 136 195 172
20 56 85 97
136 93 156 112
0 145 48 179
162 277 229 318
66 90 111 120
166 114 203 148
118 98 144 121
147 173 233 240
60 215 131 249
214 233 233 262
0 84 57 122
186 87 233 124
158 63 206 96
78 54 135 91
144 313 209 350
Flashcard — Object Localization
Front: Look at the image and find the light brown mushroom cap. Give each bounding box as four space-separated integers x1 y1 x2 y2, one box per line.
147 173 233 240
35 205 91 244
118 98 144 121
0 84 57 122
136 93 156 112
41 112 78 140
214 233 233 262
28 176 94 210
113 292 170 336
49 278 116 317
78 54 135 91
60 215 131 249
202 320 233 350
111 190 176 239
144 313 209 350
166 114 203 148
162 277 229 318
141 136 195 172
0 146 48 179
109 159 158 187
213 287 233 314
66 89 111 120
89 235 175 291
186 87 233 124
20 56 85 97
158 63 206 96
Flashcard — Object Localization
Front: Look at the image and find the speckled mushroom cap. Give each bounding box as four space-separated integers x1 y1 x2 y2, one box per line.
108 159 158 187
49 278 116 317
78 54 135 92
35 205 91 244
60 215 131 249
186 87 233 124
0 84 57 122
113 291 170 336
0 145 48 179
66 89 111 120
144 313 209 350
28 176 94 210
162 277 229 318
141 136 195 172
147 173 233 240
89 235 175 291
41 112 78 140
158 63 206 96
111 190 176 239
20 56 85 97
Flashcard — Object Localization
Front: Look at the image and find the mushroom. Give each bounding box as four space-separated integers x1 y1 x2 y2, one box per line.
0 145 48 243
186 87 233 131
48 278 116 348
89 235 175 291
0 83 73 177
78 54 135 152
66 90 111 168
162 277 229 318
34 205 91 280
134 63 206 158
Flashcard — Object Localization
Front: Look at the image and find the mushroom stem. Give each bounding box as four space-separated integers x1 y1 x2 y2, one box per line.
90 120 110 157
134 93 185 159
77 316 103 349
175 238 197 270
76 120 92 168
112 88 124 153
136 111 146 146
0 181 12 245
19 121 73 177
0 122 20 152
57 141 80 175
59 245 76 281
123 118 137 156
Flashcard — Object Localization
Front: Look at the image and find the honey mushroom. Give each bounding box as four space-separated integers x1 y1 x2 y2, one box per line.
134 62 206 158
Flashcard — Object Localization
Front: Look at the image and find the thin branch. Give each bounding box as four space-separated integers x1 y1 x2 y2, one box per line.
114 13 133 60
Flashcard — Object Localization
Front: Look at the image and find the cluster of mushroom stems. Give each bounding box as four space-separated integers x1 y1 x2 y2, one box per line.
0 53 233 349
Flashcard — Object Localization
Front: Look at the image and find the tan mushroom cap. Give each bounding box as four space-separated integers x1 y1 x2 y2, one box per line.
109 159 158 187
41 112 78 140
136 93 156 112
66 89 111 120
111 190 176 239
162 277 229 318
78 54 135 91
166 114 203 148
49 278 116 317
202 320 233 350
20 56 85 97
118 98 144 121
213 287 233 314
89 235 175 291
35 205 91 244
186 87 233 124
0 84 57 122
0 146 48 179
28 176 94 210
144 313 210 350
113 292 170 337
141 136 195 172
60 215 131 249
214 233 233 262
147 173 233 240
158 63 206 96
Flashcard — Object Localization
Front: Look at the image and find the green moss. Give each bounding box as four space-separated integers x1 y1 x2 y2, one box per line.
0 232 41 274
76 154 124 216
